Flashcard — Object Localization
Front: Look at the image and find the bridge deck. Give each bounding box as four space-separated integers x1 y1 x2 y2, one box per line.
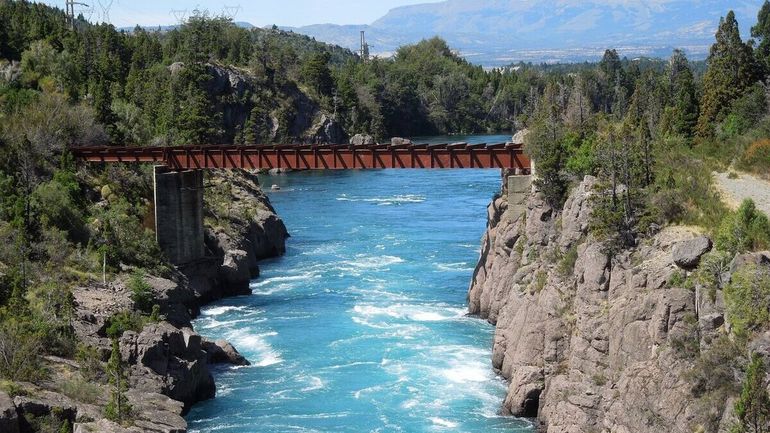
71 143 531 171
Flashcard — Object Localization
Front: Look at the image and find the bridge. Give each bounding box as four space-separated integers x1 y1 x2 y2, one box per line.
72 143 532 265
72 143 531 171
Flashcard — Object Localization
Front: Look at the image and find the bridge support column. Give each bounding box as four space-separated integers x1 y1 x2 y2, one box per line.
153 166 205 265
507 174 532 222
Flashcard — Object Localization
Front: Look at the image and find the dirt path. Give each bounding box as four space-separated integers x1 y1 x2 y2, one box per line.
714 171 770 216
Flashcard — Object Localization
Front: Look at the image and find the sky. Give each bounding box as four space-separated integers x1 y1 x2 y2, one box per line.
39 0 443 28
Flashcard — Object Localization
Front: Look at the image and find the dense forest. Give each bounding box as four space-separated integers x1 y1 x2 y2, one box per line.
1 0 770 431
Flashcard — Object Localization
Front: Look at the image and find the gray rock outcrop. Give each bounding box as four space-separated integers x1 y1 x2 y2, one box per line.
673 236 712 269
469 174 730 433
350 134 375 146
202 339 250 366
391 137 412 146
0 391 19 433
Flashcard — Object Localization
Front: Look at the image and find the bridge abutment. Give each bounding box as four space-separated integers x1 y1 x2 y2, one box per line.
506 173 532 222
153 166 205 265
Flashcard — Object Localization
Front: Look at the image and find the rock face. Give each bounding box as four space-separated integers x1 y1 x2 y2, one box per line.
511 129 530 145
311 114 347 144
67 170 289 431
0 391 19 433
198 170 289 299
468 174 731 433
120 322 215 409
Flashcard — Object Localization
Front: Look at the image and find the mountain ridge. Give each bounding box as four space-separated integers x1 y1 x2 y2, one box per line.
282 0 764 65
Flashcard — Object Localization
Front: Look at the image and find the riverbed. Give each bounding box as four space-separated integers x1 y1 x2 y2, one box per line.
185 135 532 433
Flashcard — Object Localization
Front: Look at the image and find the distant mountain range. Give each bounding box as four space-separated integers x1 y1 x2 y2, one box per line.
279 0 764 66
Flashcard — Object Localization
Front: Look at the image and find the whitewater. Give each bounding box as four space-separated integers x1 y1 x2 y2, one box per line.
186 135 533 433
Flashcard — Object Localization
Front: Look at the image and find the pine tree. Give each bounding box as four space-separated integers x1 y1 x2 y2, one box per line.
697 11 759 137
734 354 770 433
105 339 131 424
526 82 568 207
752 0 770 77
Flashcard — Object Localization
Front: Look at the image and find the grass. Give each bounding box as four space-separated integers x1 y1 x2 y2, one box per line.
59 379 104 405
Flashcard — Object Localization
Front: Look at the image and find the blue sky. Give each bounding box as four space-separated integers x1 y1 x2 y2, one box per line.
38 0 442 28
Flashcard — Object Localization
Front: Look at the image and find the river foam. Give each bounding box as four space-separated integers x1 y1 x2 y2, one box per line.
187 167 533 433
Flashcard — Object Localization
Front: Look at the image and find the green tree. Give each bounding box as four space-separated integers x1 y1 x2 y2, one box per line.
734 354 770 433
526 82 568 207
697 11 758 137
752 0 770 77
301 51 334 96
104 339 131 423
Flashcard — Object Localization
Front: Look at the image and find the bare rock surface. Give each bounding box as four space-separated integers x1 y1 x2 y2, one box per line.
468 174 731 433
0 391 19 433
672 236 712 269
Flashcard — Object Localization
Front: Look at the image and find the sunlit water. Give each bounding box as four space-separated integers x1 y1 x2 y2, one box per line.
186 135 533 433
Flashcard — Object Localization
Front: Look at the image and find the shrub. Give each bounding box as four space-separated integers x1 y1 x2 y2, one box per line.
127 270 154 314
734 354 770 433
59 379 103 405
741 139 770 174
724 265 770 340
558 244 579 277
75 344 104 382
715 200 770 254
105 311 147 339
0 318 45 381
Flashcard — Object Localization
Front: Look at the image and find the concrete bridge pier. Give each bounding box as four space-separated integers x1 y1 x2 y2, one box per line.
506 171 532 222
153 166 205 265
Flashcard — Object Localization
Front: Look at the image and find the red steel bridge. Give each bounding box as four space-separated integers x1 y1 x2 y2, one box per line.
71 142 531 172
72 142 531 265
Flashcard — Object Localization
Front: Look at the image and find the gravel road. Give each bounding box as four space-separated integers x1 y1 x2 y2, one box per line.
714 171 770 216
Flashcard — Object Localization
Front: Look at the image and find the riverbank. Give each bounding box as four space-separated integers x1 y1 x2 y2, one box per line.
0 170 288 433
468 171 770 432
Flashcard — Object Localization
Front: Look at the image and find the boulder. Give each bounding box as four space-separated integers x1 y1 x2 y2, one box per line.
390 137 412 146
74 419 136 433
672 236 712 269
202 338 250 366
512 129 530 145
219 249 251 292
0 391 18 433
312 114 347 144
350 134 375 146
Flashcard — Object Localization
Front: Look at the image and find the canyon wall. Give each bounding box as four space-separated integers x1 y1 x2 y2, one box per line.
469 172 747 433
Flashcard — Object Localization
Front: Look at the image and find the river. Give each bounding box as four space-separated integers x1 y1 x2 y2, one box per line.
185 134 533 433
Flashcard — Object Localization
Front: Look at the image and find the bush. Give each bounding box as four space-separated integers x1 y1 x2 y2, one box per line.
715 199 770 254
724 265 770 340
75 344 104 382
127 270 154 314
741 139 770 174
105 311 147 339
59 379 103 405
0 318 45 381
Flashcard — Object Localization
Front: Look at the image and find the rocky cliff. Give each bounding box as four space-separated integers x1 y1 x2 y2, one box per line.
0 170 288 433
469 172 768 433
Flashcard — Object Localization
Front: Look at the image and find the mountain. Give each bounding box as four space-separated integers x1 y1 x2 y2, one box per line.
284 0 764 66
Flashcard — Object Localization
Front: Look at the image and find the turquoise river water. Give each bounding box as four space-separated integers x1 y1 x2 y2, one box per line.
185 135 533 433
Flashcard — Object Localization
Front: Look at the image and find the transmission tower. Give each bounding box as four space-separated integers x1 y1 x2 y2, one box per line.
222 5 242 20
170 9 189 24
96 0 113 23
359 31 370 61
65 0 90 29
